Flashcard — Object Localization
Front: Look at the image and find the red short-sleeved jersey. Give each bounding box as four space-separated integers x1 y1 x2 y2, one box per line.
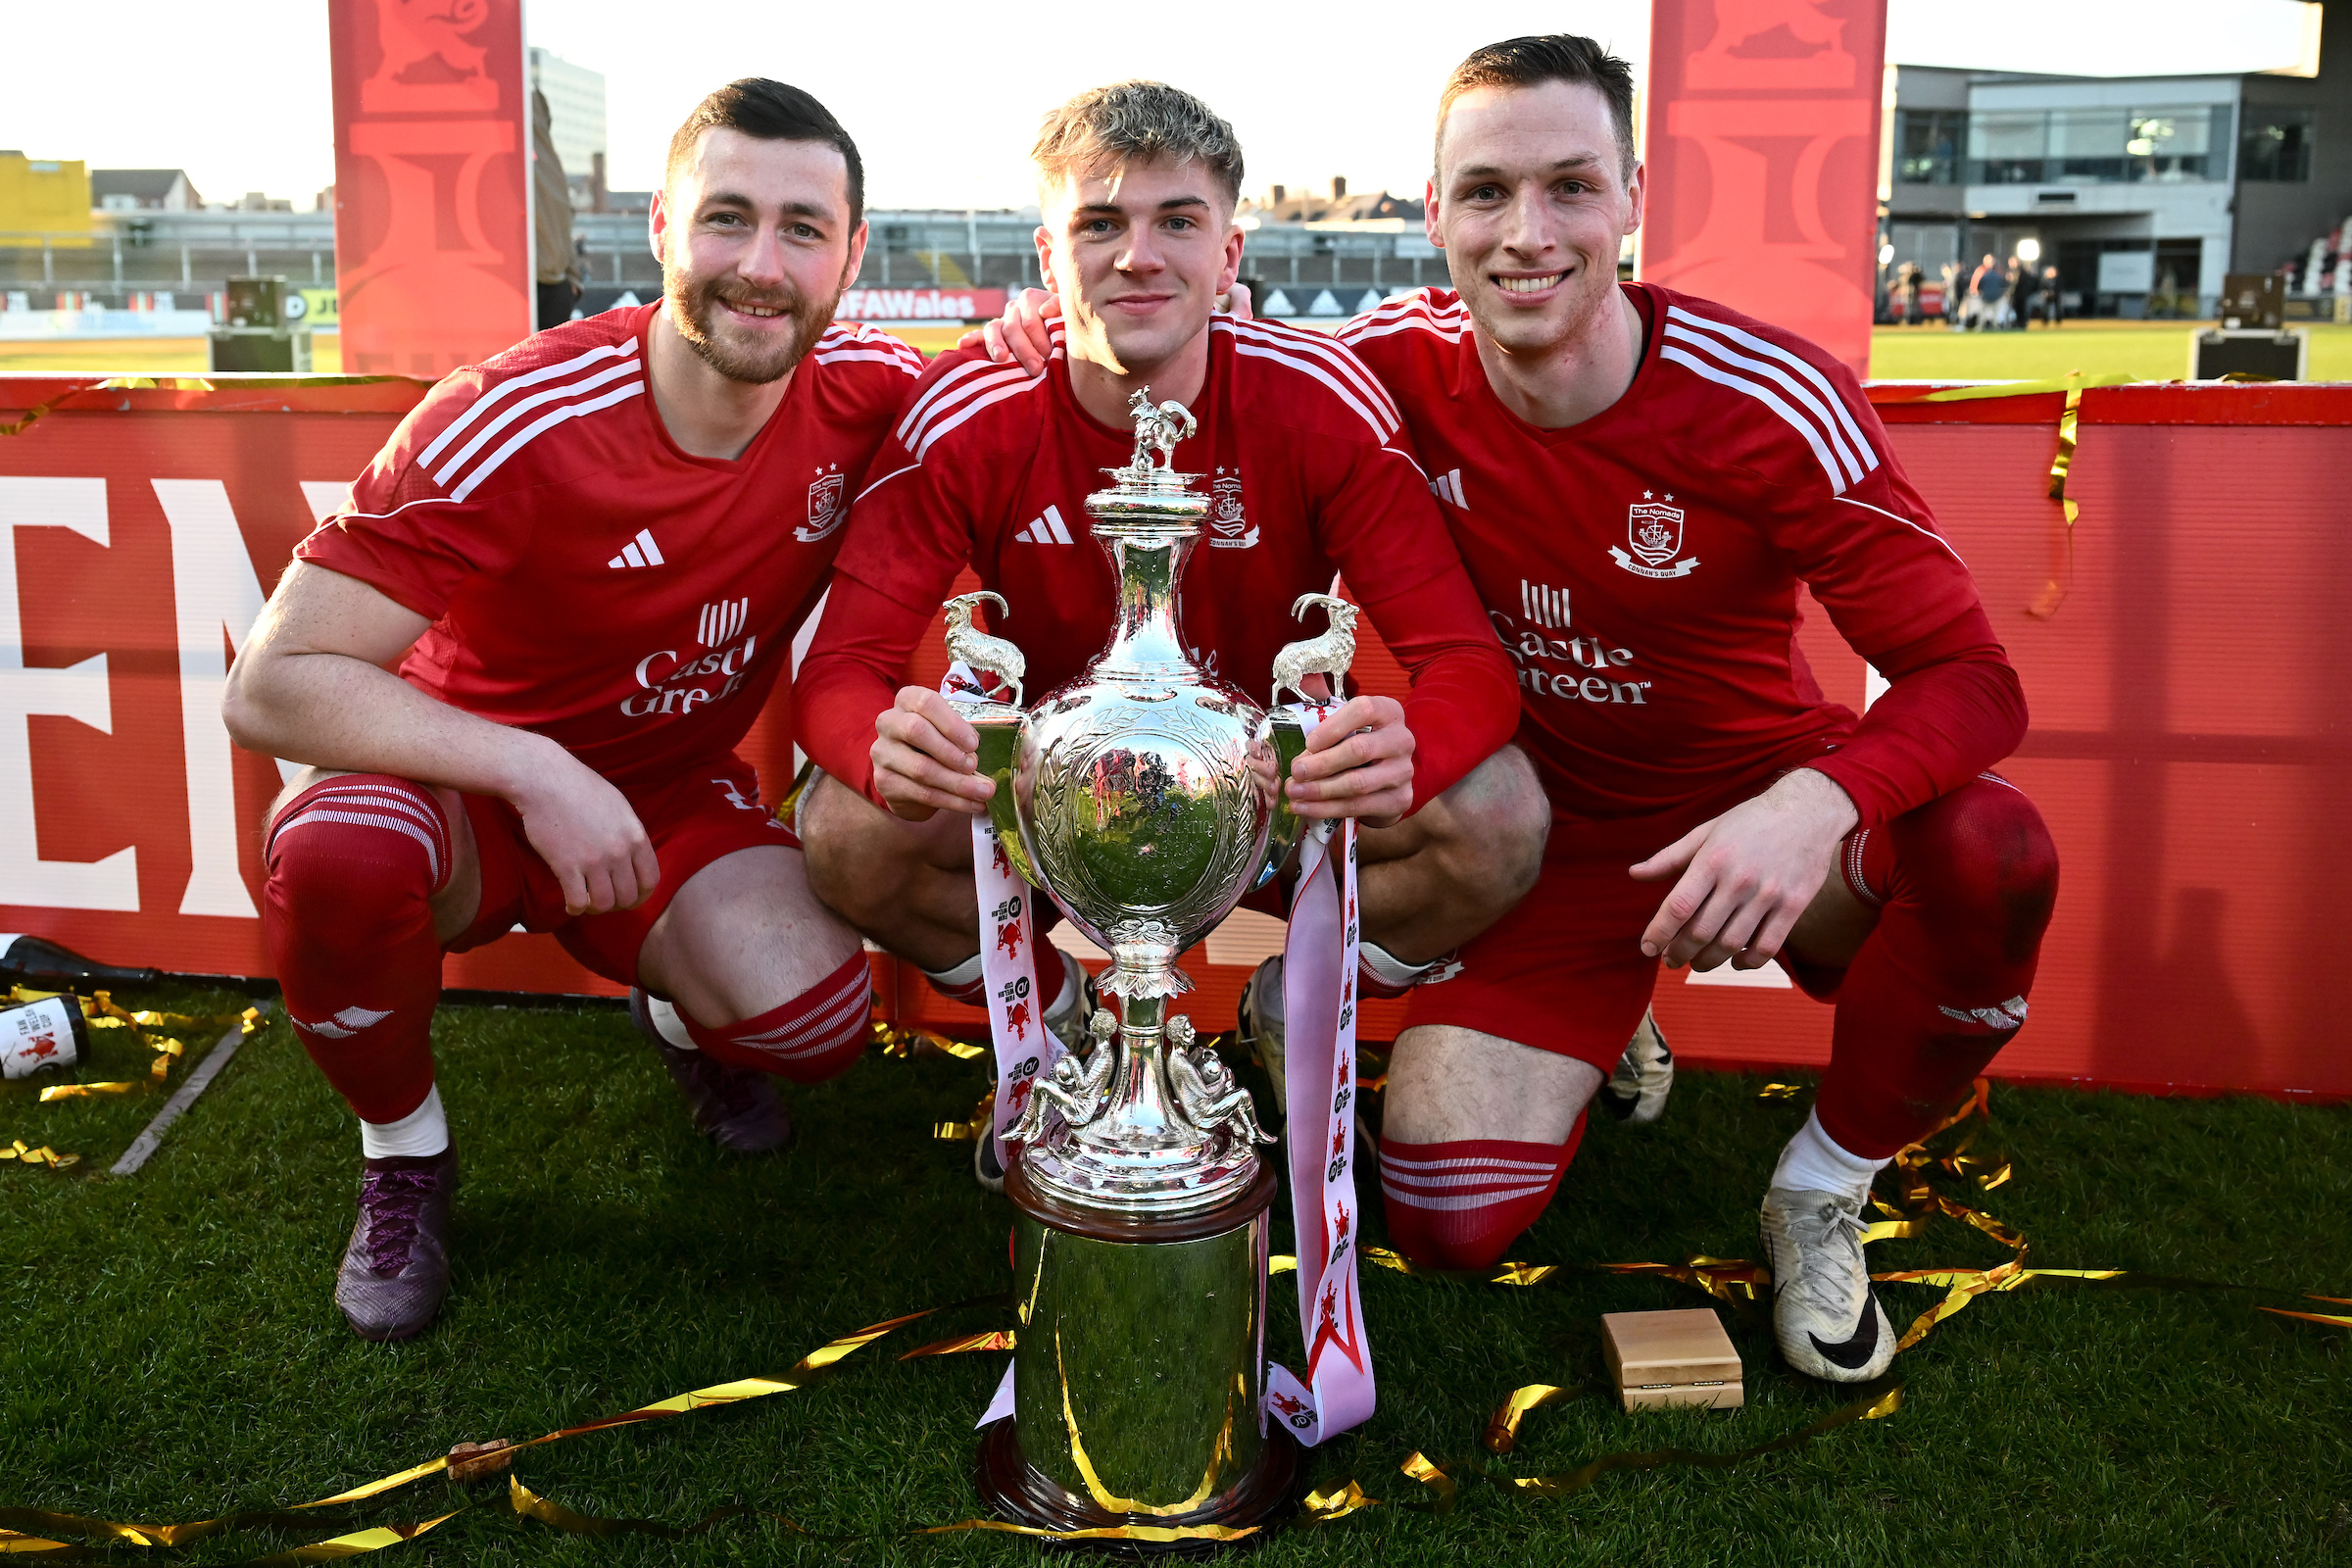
795 316 1520 812
296 305 924 787
1340 284 2025 829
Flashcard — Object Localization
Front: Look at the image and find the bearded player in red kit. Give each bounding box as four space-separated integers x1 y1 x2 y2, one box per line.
1334 36 2060 1382
794 81 1535 1192
222 81 923 1341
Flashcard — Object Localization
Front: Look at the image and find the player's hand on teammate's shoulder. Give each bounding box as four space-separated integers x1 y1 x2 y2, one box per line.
1286 694 1414 829
508 754 662 916
1629 768 1861 972
872 685 997 821
961 284 1256 378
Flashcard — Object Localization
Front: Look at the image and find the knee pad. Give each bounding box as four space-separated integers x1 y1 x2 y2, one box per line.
684 951 873 1084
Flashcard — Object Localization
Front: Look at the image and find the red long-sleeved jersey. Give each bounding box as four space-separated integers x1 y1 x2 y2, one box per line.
796 316 1520 812
1340 284 2026 829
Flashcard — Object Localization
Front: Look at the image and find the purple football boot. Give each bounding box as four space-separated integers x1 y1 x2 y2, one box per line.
335 1145 459 1342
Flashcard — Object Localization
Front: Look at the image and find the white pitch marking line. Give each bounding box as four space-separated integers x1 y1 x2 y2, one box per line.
109 1001 272 1176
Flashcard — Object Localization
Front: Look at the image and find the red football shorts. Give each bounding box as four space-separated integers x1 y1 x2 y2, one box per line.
447 755 799 987
1402 751 1820 1071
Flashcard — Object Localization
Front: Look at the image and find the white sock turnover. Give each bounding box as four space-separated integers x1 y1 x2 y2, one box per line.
1358 941 1436 990
361 1085 450 1160
1770 1108 1888 1204
644 995 697 1051
921 951 987 991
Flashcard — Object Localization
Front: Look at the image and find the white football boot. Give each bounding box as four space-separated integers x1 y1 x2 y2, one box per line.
1758 1186 1897 1381
1595 1008 1674 1124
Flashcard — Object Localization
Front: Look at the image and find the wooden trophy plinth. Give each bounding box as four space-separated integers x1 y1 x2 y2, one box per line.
1601 1308 1745 1410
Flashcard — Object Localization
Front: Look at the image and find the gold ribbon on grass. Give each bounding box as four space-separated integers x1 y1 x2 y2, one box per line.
0 1298 1003 1557
1298 1381 1902 1525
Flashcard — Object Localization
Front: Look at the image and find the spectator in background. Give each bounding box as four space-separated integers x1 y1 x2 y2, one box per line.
1941 261 1965 330
2041 265 2063 327
1967 253 2000 331
2001 256 2026 329
534 89 584 329
1898 262 1924 325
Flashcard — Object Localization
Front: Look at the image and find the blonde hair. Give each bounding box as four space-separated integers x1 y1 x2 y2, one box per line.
1032 81 1244 205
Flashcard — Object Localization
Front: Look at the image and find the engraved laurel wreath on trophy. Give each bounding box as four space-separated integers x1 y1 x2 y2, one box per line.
940 390 1355 1537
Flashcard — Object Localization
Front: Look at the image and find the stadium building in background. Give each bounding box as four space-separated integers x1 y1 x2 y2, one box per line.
1885 11 2352 318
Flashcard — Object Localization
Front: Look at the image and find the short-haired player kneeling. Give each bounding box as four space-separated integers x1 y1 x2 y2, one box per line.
1330 37 2060 1384
793 82 1537 1192
223 81 923 1341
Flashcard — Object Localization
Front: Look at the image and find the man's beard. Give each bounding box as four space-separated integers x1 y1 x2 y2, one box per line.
664 270 839 384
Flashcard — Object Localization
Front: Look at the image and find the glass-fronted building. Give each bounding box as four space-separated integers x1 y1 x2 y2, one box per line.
1885 62 2345 318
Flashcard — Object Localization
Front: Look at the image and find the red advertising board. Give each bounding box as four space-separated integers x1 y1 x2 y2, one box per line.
327 0 533 377
1638 0 1888 375
0 371 2346 1100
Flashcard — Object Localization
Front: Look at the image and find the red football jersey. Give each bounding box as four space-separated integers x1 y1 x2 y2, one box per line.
296 306 924 787
795 316 1520 813
1341 284 2025 829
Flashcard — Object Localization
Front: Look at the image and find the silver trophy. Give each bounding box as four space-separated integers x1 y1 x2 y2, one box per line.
946 390 1354 1540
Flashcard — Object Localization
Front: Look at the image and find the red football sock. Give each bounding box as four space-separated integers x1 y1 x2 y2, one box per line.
684 950 874 1083
1813 776 2060 1159
263 775 449 1125
925 943 1069 1013
1379 1110 1588 1270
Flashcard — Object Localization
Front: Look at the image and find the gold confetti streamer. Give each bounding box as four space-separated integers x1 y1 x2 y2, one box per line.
897 1329 1014 1359
1484 1385 1585 1454
1756 1083 1803 1101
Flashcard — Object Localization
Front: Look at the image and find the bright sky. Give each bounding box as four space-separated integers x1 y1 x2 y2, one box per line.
0 0 2318 212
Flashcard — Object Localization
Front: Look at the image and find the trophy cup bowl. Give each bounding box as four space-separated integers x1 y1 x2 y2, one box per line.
947 392 1345 1545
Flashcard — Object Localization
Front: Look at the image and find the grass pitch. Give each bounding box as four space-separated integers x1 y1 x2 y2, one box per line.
1869 318 2352 384
3 985 2348 1565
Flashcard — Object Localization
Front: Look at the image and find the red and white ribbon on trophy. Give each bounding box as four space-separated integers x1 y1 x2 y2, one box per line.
1264 701 1376 1446
943 663 1061 1172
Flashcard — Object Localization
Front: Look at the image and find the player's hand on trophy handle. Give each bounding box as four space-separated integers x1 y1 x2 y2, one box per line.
1286 694 1413 827
509 752 662 916
1628 767 1860 971
872 685 996 820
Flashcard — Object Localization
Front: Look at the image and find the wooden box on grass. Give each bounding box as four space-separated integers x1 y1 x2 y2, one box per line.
1600 1309 1743 1410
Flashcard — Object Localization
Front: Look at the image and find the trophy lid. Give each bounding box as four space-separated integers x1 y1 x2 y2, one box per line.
1086 389 1208 526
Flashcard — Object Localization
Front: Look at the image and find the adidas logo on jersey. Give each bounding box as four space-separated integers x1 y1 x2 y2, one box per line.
1013 505 1076 545
1520 580 1571 629
698 597 748 647
607 528 665 569
1429 468 1467 510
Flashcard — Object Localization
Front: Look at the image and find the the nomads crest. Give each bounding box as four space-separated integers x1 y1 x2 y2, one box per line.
1611 495 1700 579
799 467 847 542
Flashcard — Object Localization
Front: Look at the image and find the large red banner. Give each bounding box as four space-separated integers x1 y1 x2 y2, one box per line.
327 0 533 377
1639 0 1887 375
0 373 2345 1100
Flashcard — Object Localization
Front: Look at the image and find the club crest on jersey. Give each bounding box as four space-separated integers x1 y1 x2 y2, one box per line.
1611 493 1699 579
799 464 847 542
1209 466 1256 549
